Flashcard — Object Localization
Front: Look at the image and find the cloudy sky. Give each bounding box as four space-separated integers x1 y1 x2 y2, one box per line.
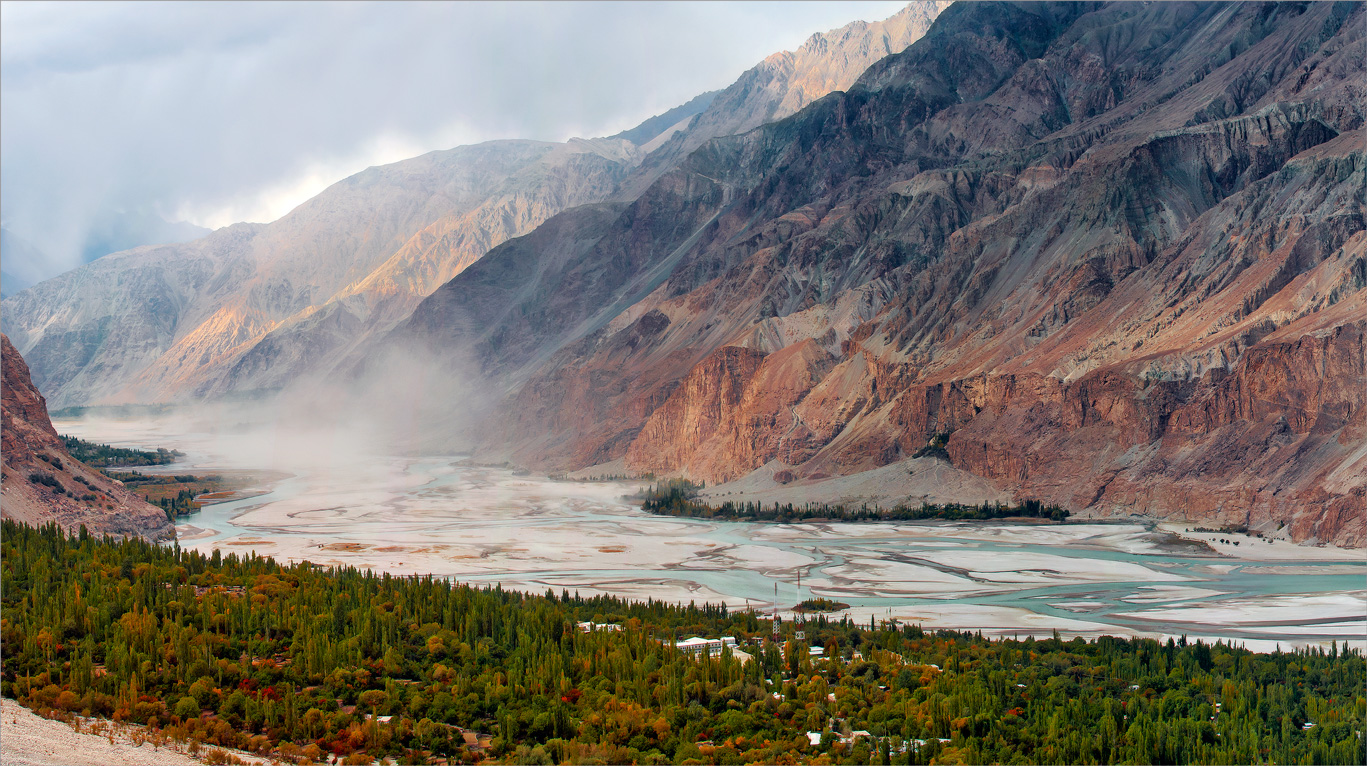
1 0 906 284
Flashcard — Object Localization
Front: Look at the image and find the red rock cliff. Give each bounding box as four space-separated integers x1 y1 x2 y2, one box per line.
2 334 176 541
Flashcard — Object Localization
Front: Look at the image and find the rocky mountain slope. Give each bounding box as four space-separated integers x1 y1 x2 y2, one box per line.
623 1 952 195
394 1 1365 546
2 4 943 408
1 138 643 405
1 334 175 541
607 90 720 147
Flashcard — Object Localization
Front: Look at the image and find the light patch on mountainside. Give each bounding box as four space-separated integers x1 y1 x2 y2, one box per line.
623 1 953 195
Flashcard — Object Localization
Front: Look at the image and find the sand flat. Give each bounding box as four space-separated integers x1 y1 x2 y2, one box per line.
1126 591 1367 626
817 557 985 595
1119 585 1231 603
1158 524 1363 561
701 457 1010 508
914 548 1187 584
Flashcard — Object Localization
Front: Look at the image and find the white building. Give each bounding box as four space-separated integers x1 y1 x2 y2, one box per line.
577 621 622 632
670 636 738 658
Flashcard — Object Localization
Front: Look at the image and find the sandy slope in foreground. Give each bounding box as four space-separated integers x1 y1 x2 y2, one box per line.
0 699 272 766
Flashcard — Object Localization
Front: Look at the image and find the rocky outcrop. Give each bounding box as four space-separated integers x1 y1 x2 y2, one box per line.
1 334 175 541
392 1 1364 545
900 316 1367 546
627 339 838 480
2 335 60 454
627 346 769 478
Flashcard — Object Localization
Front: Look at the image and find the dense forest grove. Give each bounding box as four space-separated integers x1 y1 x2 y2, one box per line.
59 434 181 467
2 521 1363 765
641 481 1070 524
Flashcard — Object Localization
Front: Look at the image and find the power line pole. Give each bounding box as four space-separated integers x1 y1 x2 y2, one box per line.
772 581 780 643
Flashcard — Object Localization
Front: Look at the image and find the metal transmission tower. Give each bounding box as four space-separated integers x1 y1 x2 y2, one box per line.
771 582 780 643
794 570 806 641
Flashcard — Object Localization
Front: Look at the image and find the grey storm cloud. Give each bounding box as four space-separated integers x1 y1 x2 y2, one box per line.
0 0 906 284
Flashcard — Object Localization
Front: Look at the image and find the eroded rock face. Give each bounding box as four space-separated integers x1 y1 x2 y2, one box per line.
622 338 841 481
925 321 1366 546
394 1 1364 545
1 335 175 541
627 346 769 478
619 342 845 480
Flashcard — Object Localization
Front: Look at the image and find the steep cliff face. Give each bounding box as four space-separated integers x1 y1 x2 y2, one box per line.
2 335 60 455
1 335 175 541
626 346 770 478
397 1 1365 545
626 339 838 480
937 316 1366 546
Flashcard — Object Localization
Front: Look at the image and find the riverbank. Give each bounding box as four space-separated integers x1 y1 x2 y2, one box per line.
1158 523 1363 561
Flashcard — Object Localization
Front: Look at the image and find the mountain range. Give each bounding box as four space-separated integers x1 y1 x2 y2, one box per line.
3 1 1362 547
392 0 1366 546
0 217 210 295
1 1 947 409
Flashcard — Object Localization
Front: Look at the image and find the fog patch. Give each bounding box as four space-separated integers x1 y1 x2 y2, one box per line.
57 337 493 474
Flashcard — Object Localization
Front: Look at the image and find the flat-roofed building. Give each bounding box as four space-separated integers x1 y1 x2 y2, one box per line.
669 636 738 658
576 621 622 632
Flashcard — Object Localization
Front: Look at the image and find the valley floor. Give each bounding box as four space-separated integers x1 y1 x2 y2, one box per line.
48 417 1367 652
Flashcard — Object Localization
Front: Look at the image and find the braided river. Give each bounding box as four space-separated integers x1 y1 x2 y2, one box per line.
56 418 1365 651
